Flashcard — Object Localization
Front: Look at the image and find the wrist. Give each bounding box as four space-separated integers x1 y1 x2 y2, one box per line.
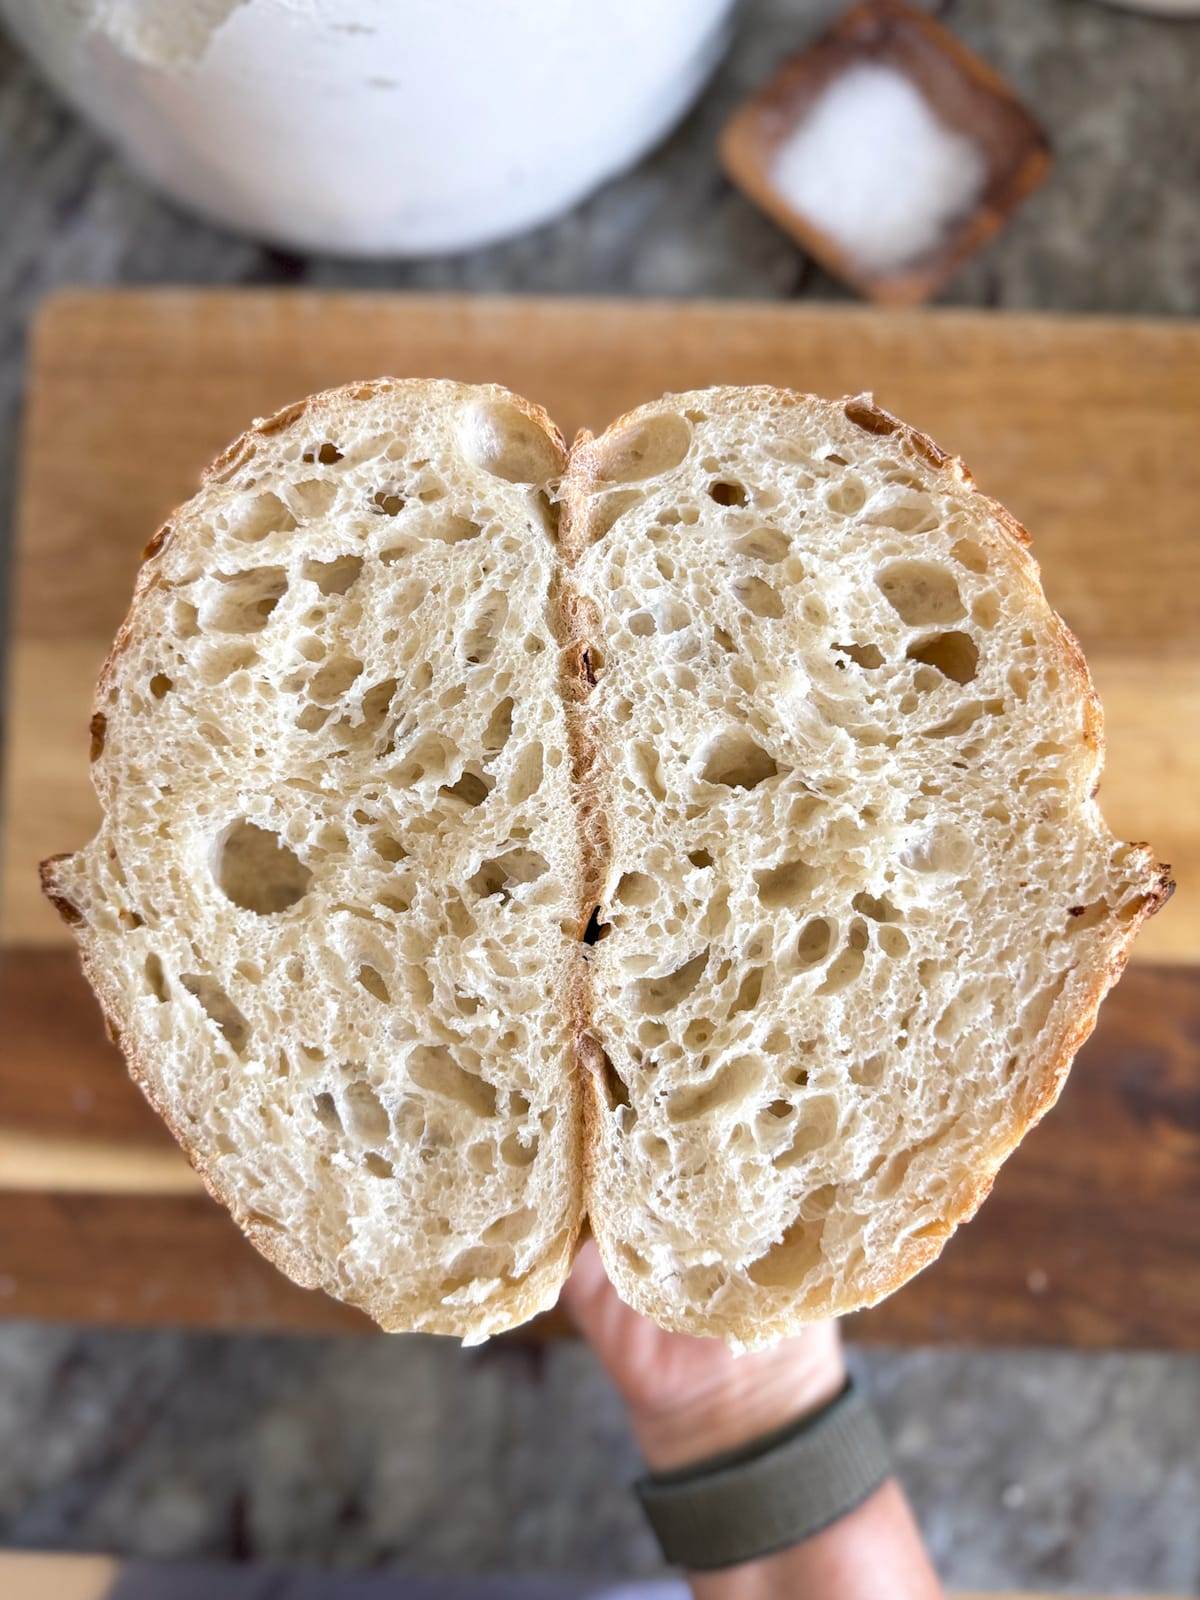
630 1322 846 1473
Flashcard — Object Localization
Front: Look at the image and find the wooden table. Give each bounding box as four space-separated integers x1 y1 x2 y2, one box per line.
2 291 1197 1345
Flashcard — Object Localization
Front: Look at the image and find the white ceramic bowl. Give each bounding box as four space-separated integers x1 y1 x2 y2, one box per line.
2 0 737 255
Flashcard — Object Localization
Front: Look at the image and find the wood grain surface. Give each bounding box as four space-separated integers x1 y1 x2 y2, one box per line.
2 291 1197 1342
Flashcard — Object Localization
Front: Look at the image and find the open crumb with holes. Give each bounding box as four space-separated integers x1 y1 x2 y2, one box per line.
43 380 1169 1348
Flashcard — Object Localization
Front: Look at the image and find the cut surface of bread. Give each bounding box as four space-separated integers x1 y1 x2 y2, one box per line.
44 380 1170 1345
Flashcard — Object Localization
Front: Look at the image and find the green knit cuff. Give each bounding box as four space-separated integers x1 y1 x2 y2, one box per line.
635 1377 891 1572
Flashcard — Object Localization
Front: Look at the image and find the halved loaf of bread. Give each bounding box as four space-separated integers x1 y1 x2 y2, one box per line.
43 380 1170 1345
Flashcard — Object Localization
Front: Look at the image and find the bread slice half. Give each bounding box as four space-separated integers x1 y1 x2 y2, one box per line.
43 381 1170 1344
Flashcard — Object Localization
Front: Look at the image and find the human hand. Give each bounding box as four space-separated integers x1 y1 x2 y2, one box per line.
561 1238 846 1472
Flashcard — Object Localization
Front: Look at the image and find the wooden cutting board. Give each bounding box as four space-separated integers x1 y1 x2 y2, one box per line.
2 290 1198 1345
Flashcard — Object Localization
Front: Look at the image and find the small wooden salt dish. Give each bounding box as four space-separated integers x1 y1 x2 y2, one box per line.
720 0 1050 305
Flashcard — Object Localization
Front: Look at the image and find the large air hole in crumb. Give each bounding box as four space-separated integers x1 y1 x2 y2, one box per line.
907 630 979 684
201 567 289 634
228 491 297 542
343 1078 390 1145
358 678 397 736
709 479 748 507
699 731 779 791
296 704 330 732
825 478 866 515
409 1044 497 1117
1020 971 1069 1043
833 642 884 670
951 537 989 574
313 1091 342 1132
372 489 405 517
773 1095 839 1168
852 890 899 922
879 926 909 958
460 588 508 662
507 743 544 803
289 478 337 519
468 846 548 901
459 398 562 484
357 965 391 1003
589 489 644 545
144 953 169 1002
440 768 494 809
364 1152 393 1179
429 514 484 544
149 673 173 700
198 644 257 686
867 499 937 534
615 871 657 906
173 599 200 638
500 1129 539 1167
439 1246 510 1295
668 1055 763 1122
1067 900 1109 933
302 554 363 595
594 1044 631 1112
755 857 815 909
482 696 514 752
732 576 785 619
735 527 789 563
922 701 984 739
747 1216 825 1286
729 967 765 1014
308 655 364 703
181 974 249 1054
391 733 455 789
637 950 708 1015
796 917 834 968
817 939 866 995
703 890 731 939
851 1053 885 1087
594 412 691 483
632 743 667 802
215 821 312 914
484 1208 537 1246
876 561 964 626
872 1140 935 1200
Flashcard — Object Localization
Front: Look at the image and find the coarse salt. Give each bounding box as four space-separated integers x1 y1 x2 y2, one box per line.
771 63 987 274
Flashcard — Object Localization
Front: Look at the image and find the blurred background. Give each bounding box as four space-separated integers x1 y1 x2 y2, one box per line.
0 1 1198 1596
